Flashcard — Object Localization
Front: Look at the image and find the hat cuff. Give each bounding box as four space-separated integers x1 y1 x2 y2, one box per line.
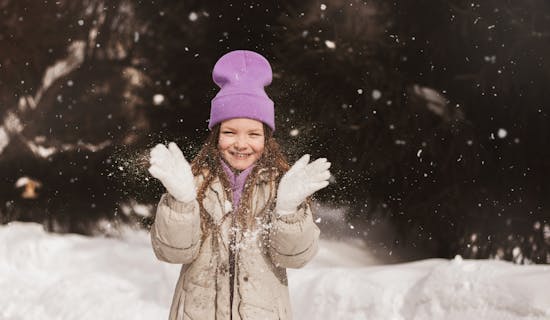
209 94 275 131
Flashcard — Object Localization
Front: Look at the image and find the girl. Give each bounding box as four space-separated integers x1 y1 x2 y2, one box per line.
148 50 331 320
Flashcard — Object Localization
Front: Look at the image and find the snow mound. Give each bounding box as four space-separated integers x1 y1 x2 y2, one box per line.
0 222 549 320
290 258 550 320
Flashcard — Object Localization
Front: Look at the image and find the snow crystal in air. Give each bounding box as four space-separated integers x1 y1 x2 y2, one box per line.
0 127 8 154
153 94 164 106
544 225 550 240
395 140 406 145
324 40 336 49
497 128 507 139
484 55 496 64
189 12 198 21
372 89 382 100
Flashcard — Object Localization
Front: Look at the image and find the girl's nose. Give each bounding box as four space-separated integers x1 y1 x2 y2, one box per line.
234 138 246 150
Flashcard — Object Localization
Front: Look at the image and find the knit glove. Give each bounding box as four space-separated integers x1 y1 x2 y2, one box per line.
276 154 331 216
148 142 196 203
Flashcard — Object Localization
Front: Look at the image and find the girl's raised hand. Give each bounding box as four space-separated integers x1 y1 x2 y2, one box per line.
275 154 331 216
148 142 196 203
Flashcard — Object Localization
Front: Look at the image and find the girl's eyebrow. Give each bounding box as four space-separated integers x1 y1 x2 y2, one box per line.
221 126 263 133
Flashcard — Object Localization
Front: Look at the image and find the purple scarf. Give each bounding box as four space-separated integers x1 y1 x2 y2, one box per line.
221 160 255 211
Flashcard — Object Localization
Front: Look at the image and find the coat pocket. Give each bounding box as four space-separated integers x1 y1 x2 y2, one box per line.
182 282 216 319
239 302 279 320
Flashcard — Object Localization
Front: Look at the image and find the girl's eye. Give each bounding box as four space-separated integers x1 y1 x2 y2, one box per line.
222 131 234 135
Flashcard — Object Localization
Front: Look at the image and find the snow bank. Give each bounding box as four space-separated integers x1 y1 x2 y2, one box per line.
291 258 550 320
0 222 548 320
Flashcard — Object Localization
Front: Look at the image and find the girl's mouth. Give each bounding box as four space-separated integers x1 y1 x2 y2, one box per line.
230 151 252 159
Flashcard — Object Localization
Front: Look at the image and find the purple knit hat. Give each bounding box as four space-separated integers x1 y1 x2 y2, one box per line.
209 50 275 131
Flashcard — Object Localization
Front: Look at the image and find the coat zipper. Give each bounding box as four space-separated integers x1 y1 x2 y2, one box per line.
229 208 237 320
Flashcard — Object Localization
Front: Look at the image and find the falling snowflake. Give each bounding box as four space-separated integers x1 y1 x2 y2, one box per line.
395 140 406 145
484 55 496 64
372 90 382 100
153 94 165 106
324 40 336 49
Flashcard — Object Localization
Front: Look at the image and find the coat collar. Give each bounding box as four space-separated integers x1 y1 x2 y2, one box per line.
200 166 280 186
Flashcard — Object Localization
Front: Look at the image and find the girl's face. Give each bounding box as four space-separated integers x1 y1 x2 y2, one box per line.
218 118 265 170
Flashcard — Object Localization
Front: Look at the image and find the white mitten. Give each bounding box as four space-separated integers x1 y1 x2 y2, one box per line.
148 142 196 203
276 154 331 216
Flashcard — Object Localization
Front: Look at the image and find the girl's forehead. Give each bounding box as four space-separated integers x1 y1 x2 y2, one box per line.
220 118 264 130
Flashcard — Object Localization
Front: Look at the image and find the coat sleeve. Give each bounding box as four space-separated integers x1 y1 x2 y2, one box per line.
150 190 202 264
269 202 320 268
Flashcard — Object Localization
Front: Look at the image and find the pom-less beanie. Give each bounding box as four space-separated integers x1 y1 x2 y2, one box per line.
209 50 275 131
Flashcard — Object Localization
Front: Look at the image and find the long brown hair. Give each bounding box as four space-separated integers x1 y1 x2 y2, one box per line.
191 123 290 236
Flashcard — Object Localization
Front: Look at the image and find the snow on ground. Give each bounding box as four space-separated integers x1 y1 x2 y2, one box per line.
1 222 549 320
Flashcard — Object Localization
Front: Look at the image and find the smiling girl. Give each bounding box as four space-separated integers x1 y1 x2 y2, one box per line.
148 50 331 320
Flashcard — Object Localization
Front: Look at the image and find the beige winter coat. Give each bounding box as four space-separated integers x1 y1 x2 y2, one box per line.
150 168 320 320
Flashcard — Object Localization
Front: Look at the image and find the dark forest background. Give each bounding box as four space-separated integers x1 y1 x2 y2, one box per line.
0 0 549 264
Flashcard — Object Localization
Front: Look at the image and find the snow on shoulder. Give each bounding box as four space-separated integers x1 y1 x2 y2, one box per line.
0 222 548 320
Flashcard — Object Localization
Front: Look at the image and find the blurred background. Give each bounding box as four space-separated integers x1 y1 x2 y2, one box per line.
0 0 549 264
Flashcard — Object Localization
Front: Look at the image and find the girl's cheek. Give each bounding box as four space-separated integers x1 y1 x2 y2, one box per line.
218 137 232 149
254 142 265 154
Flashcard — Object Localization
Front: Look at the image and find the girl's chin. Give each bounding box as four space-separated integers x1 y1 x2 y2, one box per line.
228 160 253 170
226 156 255 170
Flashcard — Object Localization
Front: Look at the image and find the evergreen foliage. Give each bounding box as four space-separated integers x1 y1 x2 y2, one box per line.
0 0 548 263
